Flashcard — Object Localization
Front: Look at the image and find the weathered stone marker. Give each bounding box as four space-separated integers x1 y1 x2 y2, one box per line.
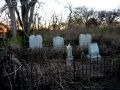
53 36 64 48
29 35 43 49
29 35 36 49
87 43 101 59
79 34 92 47
86 34 92 45
66 44 73 66
79 34 86 46
36 35 42 48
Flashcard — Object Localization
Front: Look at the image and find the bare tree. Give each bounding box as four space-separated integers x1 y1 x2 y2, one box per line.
4 0 37 38
67 4 73 29
73 6 94 26
19 0 37 37
98 10 119 25
50 13 59 30
85 17 99 27
65 4 74 30
5 0 17 37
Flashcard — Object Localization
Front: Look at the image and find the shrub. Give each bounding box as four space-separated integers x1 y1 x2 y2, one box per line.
7 36 24 49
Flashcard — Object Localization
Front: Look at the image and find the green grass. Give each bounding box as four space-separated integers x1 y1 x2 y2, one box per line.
7 35 24 47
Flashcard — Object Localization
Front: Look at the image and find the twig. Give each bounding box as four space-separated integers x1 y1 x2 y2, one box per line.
4 66 13 90
14 65 17 80
55 79 64 90
4 65 23 77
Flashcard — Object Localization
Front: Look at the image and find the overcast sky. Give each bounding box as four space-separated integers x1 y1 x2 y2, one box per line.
0 0 120 23
39 0 120 22
43 0 120 11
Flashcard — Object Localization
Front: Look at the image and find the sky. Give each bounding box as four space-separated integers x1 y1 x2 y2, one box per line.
42 0 120 12
0 0 120 23
38 0 120 23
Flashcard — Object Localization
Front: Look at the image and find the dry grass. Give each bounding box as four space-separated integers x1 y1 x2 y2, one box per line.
35 26 120 49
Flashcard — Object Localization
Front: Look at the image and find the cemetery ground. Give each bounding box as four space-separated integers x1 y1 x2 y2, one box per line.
0 26 120 90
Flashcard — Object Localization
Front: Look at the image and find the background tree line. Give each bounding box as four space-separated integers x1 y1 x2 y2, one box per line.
1 0 120 37
68 6 120 28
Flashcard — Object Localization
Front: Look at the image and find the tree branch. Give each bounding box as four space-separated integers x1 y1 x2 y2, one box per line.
15 8 23 28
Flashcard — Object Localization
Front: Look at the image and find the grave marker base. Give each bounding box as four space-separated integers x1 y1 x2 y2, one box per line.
87 54 101 61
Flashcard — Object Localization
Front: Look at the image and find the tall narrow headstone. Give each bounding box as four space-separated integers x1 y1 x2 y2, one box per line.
36 35 42 48
66 44 73 66
53 36 64 48
29 35 36 49
87 43 101 59
66 44 73 60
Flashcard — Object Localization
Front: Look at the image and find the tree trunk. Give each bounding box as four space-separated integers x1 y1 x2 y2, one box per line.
5 0 17 37
28 6 35 33
9 7 17 37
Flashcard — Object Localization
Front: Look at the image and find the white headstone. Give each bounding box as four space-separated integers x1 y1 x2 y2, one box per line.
79 34 86 46
36 35 42 48
86 34 92 45
53 36 64 48
87 43 101 59
29 35 36 49
66 44 73 60
79 34 92 46
66 44 73 66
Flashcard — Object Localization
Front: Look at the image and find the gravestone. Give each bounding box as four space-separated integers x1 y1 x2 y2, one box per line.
29 35 43 49
79 34 86 46
86 34 92 45
87 43 101 59
36 35 42 48
79 34 92 46
66 44 73 66
66 44 73 60
29 35 36 49
53 36 64 48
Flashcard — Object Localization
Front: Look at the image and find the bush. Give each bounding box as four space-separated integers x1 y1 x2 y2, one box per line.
7 36 24 49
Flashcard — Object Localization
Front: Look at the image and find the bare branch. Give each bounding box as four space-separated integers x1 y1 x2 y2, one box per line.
15 7 23 28
0 4 8 14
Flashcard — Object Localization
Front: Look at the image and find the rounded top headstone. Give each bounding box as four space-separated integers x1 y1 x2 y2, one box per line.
79 34 86 46
29 35 36 49
53 36 64 48
86 34 92 45
88 43 99 55
36 35 43 48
